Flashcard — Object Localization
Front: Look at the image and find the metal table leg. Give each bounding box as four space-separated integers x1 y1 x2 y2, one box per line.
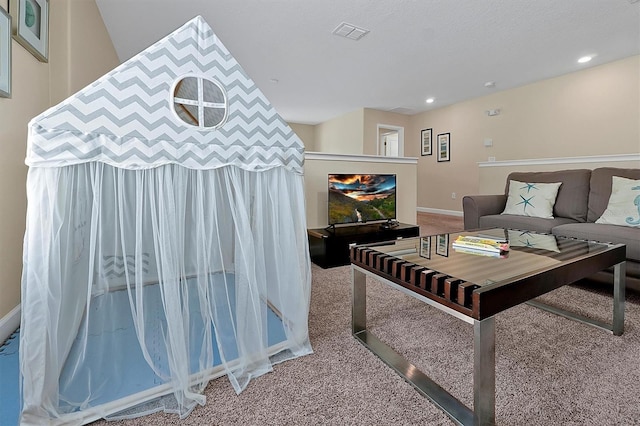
352 266 496 426
474 317 496 425
526 261 626 336
352 266 367 334
613 261 626 336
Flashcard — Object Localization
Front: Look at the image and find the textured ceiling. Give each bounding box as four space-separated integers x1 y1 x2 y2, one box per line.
96 0 640 125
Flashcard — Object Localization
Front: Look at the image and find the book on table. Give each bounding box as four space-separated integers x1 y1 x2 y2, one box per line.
452 235 509 253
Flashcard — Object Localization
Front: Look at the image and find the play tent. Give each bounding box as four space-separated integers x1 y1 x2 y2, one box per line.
20 16 312 425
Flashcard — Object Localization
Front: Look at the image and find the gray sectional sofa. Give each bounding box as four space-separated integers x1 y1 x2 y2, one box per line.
462 167 640 291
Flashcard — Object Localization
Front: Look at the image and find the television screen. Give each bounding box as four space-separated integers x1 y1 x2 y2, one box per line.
328 174 397 225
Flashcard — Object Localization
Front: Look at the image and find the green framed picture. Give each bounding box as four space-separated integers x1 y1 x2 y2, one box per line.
0 6 11 97
10 0 49 62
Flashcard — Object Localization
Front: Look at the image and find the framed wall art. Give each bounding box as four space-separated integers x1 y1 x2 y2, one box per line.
0 6 10 98
10 0 49 62
420 128 432 156
436 233 449 257
419 236 431 259
437 132 450 162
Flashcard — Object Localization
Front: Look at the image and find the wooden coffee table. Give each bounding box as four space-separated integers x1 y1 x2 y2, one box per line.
350 228 626 426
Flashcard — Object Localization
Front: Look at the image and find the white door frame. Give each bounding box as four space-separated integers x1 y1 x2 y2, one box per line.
376 123 405 157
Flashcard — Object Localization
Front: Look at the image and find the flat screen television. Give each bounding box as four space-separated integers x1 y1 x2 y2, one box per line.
328 174 397 226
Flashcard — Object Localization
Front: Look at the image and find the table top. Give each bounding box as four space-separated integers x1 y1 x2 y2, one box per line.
350 228 626 320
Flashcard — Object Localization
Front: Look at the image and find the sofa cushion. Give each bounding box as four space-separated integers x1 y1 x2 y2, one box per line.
506 169 591 222
479 214 578 234
588 168 640 223
552 222 640 262
595 176 640 227
502 180 561 218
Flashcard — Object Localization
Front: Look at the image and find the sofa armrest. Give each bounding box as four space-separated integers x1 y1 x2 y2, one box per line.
462 194 507 230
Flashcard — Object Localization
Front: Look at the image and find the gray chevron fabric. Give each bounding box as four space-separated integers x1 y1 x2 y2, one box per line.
101 254 150 279
27 16 304 173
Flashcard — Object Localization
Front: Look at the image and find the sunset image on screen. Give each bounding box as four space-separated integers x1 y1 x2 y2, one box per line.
328 174 396 225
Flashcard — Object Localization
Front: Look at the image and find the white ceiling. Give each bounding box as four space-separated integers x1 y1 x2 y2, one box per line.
95 0 640 125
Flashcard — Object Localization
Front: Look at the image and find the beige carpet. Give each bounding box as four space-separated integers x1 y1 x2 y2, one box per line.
96 262 640 426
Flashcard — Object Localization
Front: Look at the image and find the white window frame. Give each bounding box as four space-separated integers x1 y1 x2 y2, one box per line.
171 74 228 129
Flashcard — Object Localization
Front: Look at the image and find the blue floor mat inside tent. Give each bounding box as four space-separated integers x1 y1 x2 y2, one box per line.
0 329 20 426
0 274 287 425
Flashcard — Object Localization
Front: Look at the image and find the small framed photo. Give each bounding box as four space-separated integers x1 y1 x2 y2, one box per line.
420 128 432 156
419 236 431 259
437 132 450 162
0 7 11 98
10 0 49 62
436 234 449 257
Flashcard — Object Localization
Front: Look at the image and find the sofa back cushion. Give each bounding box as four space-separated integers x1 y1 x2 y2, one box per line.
505 169 591 222
588 167 640 223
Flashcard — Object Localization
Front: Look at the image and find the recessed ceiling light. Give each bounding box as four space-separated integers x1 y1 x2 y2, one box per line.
269 78 279 84
425 97 435 104
484 81 496 88
578 56 593 64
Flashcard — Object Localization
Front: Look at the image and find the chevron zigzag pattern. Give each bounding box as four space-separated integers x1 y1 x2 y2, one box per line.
101 254 151 279
27 135 304 170
31 126 303 151
28 16 304 173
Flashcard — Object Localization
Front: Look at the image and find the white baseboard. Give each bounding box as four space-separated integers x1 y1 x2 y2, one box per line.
417 207 463 217
0 304 20 344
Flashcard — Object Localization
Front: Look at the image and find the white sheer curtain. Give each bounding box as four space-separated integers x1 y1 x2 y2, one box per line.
20 162 312 425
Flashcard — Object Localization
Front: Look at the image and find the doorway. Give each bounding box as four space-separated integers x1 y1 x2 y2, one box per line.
377 124 404 157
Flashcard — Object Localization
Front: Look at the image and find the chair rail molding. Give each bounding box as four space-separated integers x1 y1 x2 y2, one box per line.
306 152 418 164
478 153 640 168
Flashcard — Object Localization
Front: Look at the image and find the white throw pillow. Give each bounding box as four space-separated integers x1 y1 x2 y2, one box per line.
501 180 561 219
595 176 640 227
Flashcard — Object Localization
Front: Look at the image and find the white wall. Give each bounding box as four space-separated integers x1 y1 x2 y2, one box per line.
288 122 316 151
0 0 119 324
363 108 411 156
0 0 49 323
313 109 364 154
409 56 640 212
478 155 640 195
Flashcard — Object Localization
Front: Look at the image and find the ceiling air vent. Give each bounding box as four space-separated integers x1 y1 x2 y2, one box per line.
332 22 370 41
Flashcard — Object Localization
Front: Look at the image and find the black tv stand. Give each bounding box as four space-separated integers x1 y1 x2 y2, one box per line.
324 223 337 232
325 219 400 233
308 222 419 268
379 219 400 230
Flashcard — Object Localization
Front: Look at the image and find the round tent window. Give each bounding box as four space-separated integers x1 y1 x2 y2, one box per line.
172 76 228 129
